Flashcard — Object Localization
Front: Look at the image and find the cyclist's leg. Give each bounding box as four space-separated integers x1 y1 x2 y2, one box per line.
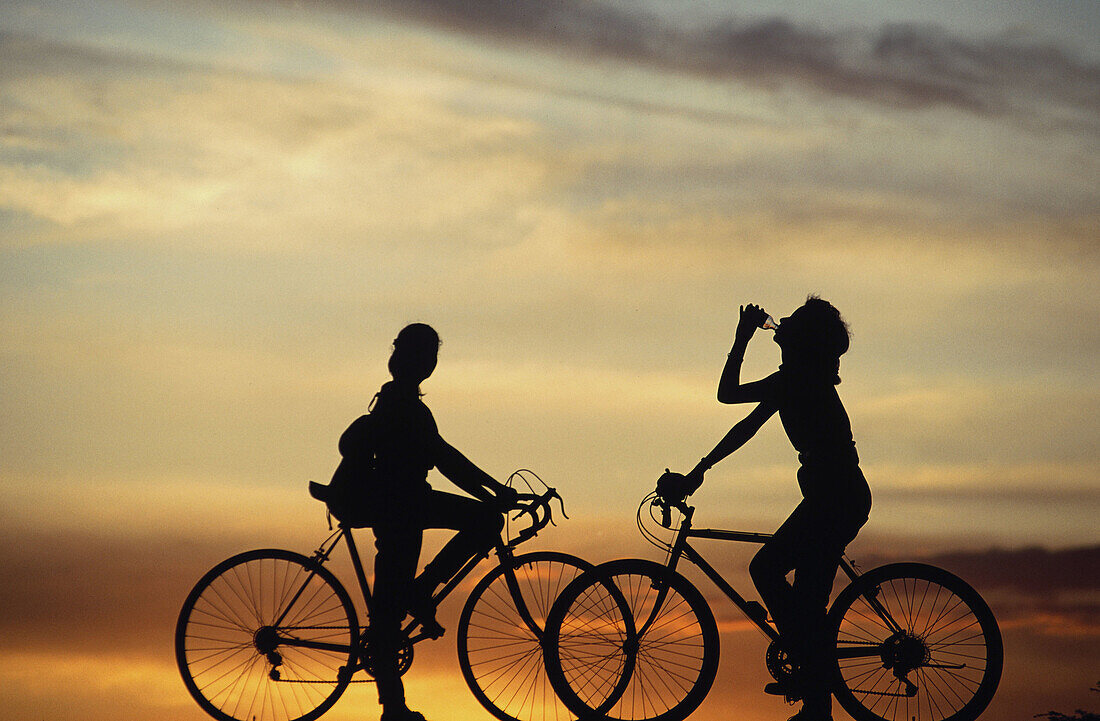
372 523 424 709
414 490 504 592
749 500 812 642
750 500 855 709
790 495 869 713
790 531 847 712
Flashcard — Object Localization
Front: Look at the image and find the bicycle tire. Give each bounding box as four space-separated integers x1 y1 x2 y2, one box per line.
176 549 359 721
457 551 595 721
828 562 1003 721
543 559 720 721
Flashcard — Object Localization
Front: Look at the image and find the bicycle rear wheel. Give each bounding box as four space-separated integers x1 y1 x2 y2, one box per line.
543 559 720 721
176 549 359 721
457 551 593 721
828 562 1003 721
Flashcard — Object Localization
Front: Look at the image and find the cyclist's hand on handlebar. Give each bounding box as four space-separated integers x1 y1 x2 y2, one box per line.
656 469 691 503
493 483 520 510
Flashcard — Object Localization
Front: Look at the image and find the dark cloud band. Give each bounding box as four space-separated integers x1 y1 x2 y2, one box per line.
356 0 1099 127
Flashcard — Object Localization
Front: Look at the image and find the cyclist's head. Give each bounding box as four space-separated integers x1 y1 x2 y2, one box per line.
776 296 849 384
389 323 440 385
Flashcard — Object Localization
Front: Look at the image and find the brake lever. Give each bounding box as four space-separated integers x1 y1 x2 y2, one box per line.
651 495 672 528
548 488 568 525
510 493 541 525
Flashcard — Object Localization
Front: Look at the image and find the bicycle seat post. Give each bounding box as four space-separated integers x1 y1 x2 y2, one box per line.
341 527 374 609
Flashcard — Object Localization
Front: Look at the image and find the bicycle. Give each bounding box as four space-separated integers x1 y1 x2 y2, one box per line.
541 482 1003 721
176 470 597 721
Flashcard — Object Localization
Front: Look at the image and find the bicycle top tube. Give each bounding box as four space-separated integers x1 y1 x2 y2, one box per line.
309 484 569 612
328 485 564 547
642 491 776 546
643 491 861 585
687 527 773 543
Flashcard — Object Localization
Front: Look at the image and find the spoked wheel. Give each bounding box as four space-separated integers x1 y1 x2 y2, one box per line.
543 559 720 721
828 562 1003 721
176 549 359 721
457 551 594 721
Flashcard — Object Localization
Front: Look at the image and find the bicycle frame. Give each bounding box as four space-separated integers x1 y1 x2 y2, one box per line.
647 502 899 662
272 490 563 676
539 496 1001 721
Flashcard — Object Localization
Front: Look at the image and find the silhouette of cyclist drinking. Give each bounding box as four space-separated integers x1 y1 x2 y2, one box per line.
331 323 517 721
660 297 871 721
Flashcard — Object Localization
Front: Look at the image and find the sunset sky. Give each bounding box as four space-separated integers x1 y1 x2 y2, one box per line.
1 1 1097 720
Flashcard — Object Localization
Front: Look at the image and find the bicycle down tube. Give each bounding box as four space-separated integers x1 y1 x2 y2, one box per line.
651 508 780 643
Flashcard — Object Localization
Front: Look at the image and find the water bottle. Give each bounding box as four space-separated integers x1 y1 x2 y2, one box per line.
761 315 780 331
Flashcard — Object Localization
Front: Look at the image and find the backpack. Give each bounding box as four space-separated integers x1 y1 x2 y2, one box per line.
310 411 378 525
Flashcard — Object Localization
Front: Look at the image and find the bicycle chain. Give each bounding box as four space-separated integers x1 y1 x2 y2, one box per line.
269 625 370 684
270 625 414 685
275 678 374 684
278 625 355 631
851 687 917 698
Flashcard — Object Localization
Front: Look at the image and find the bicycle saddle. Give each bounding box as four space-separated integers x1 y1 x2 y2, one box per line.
308 481 332 503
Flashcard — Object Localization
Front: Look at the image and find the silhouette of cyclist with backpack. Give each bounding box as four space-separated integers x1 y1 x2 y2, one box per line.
327 323 517 721
660 297 871 721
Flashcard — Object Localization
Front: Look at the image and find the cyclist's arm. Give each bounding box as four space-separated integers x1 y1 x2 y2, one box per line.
435 438 501 502
718 361 781 404
718 303 777 403
686 400 777 493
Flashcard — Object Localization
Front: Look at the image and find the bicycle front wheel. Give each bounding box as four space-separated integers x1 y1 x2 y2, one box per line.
176 549 359 721
457 551 594 721
544 559 720 721
828 562 1003 721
